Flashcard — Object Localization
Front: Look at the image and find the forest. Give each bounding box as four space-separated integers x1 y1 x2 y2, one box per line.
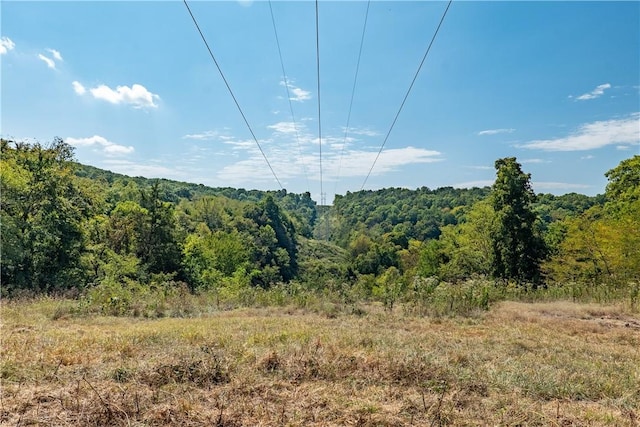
1 137 638 313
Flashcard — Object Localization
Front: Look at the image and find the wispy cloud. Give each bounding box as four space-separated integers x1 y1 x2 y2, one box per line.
332 147 442 177
218 124 442 185
574 83 611 101
73 82 160 109
454 180 494 189
467 165 494 170
478 128 515 136
532 182 591 191
37 48 64 69
72 81 86 95
102 159 187 179
520 113 640 151
268 121 299 134
67 135 134 156
345 127 380 137
520 158 550 164
0 36 15 54
38 53 56 69
46 48 63 61
280 80 311 102
182 130 225 141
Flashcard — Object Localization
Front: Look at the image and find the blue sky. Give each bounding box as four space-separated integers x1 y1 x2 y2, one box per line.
2 1 639 203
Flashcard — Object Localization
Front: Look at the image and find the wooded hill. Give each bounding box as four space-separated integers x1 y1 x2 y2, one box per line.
1 138 638 311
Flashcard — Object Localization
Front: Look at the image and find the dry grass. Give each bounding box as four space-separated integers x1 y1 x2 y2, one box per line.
1 299 639 426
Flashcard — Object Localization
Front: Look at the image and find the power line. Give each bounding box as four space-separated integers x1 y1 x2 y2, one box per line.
360 0 453 191
183 0 283 189
334 0 371 196
268 0 310 193
315 0 324 204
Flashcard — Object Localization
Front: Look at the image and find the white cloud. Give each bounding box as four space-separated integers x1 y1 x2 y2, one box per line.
454 180 494 189
280 80 311 102
520 113 640 151
345 127 380 137
332 147 442 177
532 182 591 191
478 128 515 136
82 83 160 108
72 81 86 95
520 158 550 164
182 130 224 140
290 87 311 102
67 135 134 156
268 122 298 134
38 53 56 69
581 155 594 160
215 119 443 188
38 48 63 69
103 144 135 155
46 48 63 61
576 83 611 101
0 36 15 54
102 160 186 179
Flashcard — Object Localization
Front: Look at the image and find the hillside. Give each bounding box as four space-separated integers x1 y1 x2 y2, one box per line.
1 139 637 308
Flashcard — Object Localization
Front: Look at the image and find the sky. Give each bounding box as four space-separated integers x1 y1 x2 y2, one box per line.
2 1 639 204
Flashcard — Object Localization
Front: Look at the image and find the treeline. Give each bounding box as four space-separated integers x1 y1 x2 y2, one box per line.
1 138 304 297
1 138 638 312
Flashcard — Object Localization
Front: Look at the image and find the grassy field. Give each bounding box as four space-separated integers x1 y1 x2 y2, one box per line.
1 299 639 426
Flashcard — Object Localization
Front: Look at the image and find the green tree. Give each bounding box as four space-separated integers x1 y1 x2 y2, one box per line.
438 199 495 281
1 138 94 294
242 196 298 286
546 156 640 285
490 157 545 285
139 182 182 275
182 227 249 290
604 155 640 204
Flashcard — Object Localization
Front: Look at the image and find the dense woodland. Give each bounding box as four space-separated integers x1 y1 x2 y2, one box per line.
1 138 638 312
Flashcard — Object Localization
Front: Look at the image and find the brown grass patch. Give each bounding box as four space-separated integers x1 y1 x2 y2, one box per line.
1 299 638 426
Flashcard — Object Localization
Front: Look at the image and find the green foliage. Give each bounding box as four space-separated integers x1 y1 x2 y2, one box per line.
490 157 546 285
4 140 637 316
403 277 495 317
182 228 249 291
242 196 299 286
1 139 94 294
347 232 399 276
437 199 495 281
331 186 490 247
373 267 403 311
545 156 640 289
604 154 640 204
297 238 348 288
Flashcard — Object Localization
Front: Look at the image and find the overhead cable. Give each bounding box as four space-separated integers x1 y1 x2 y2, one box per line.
360 0 453 191
268 0 310 193
183 0 283 189
315 0 324 204
334 0 371 196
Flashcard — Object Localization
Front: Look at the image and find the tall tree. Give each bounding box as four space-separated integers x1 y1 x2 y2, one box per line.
139 182 182 276
0 138 93 294
243 196 298 286
490 157 545 285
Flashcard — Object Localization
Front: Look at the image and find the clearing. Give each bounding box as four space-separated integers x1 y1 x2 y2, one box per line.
1 300 639 426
